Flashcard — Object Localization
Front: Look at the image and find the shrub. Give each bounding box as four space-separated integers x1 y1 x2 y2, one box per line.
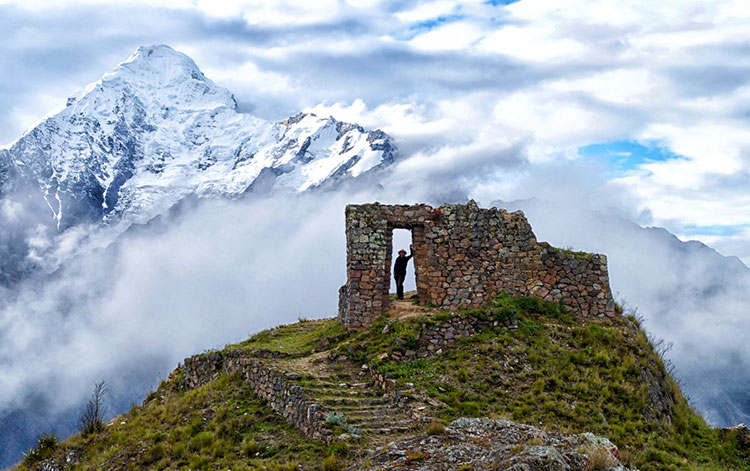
458 401 481 416
325 412 346 426
433 311 452 322
23 433 59 464
242 438 261 457
146 443 165 463
80 381 108 437
36 432 58 450
426 420 446 435
457 368 469 383
618 448 637 467
584 446 616 470
322 455 340 471
189 431 215 451
328 441 348 457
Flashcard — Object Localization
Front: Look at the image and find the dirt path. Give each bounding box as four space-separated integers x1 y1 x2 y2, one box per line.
282 350 331 377
388 290 439 319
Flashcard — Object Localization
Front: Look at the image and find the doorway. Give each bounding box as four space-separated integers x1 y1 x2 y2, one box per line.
391 228 416 296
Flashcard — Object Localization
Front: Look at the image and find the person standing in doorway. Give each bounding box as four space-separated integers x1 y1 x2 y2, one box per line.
394 244 414 299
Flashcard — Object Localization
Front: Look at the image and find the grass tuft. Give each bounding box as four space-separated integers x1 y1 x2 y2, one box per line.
426 420 446 436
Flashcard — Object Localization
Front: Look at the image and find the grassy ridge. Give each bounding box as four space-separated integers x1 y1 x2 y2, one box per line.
18 294 749 470
340 293 748 471
20 374 331 470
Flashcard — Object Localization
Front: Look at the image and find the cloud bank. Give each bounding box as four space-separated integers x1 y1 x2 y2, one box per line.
0 192 349 464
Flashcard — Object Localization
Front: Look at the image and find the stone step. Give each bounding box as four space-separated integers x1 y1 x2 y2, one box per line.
304 380 371 387
344 418 408 427
302 382 374 391
328 407 402 419
306 377 364 384
320 397 389 406
309 394 383 403
325 405 401 414
303 387 380 398
347 417 413 428
357 424 415 435
345 411 403 420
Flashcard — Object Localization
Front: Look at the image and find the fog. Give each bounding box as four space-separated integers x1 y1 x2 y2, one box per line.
0 192 355 465
0 181 457 465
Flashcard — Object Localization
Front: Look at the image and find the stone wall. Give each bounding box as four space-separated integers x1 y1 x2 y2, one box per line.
374 312 510 364
339 201 616 330
178 350 328 440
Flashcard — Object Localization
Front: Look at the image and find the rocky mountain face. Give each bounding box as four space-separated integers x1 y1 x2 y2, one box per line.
0 45 396 282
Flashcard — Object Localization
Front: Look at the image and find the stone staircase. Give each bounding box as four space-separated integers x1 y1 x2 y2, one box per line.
179 324 421 443
299 377 416 436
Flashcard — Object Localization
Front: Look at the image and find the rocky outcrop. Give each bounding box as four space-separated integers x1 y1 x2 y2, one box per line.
722 423 749 450
346 417 635 471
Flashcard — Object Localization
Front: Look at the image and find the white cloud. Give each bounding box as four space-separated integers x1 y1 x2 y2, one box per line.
546 69 663 105
394 1 459 23
0 193 353 412
409 20 484 51
476 24 587 62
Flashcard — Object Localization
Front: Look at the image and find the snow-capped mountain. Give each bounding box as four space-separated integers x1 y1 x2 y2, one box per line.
0 45 396 280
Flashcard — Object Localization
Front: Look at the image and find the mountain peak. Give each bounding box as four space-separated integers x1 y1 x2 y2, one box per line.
1 44 398 248
66 44 238 112
114 44 205 81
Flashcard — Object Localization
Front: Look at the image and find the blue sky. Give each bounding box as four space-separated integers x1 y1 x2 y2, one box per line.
681 224 750 237
579 140 687 173
1 0 749 265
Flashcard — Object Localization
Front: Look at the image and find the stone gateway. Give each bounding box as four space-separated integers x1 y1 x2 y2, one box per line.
338 201 616 331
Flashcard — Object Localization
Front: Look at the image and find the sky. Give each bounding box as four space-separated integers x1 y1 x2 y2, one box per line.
2 0 750 265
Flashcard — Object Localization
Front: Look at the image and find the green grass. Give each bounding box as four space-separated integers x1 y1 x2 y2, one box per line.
21 293 747 471
542 243 596 259
231 318 345 356
18 373 327 470
22 433 59 465
346 293 749 471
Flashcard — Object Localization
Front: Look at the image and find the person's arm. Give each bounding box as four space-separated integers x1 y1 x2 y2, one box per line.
406 244 414 261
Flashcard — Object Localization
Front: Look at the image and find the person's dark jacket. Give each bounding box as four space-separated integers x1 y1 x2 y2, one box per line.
394 249 413 277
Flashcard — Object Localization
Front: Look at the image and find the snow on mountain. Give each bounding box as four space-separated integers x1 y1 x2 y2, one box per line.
0 45 396 277
2 45 395 227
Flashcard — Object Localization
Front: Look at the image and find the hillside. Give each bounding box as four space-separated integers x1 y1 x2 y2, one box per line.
17 293 749 471
492 198 750 427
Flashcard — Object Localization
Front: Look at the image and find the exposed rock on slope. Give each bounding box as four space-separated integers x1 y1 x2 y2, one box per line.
347 417 631 471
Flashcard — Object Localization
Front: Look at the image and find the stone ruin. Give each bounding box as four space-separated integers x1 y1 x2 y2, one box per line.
338 201 616 331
